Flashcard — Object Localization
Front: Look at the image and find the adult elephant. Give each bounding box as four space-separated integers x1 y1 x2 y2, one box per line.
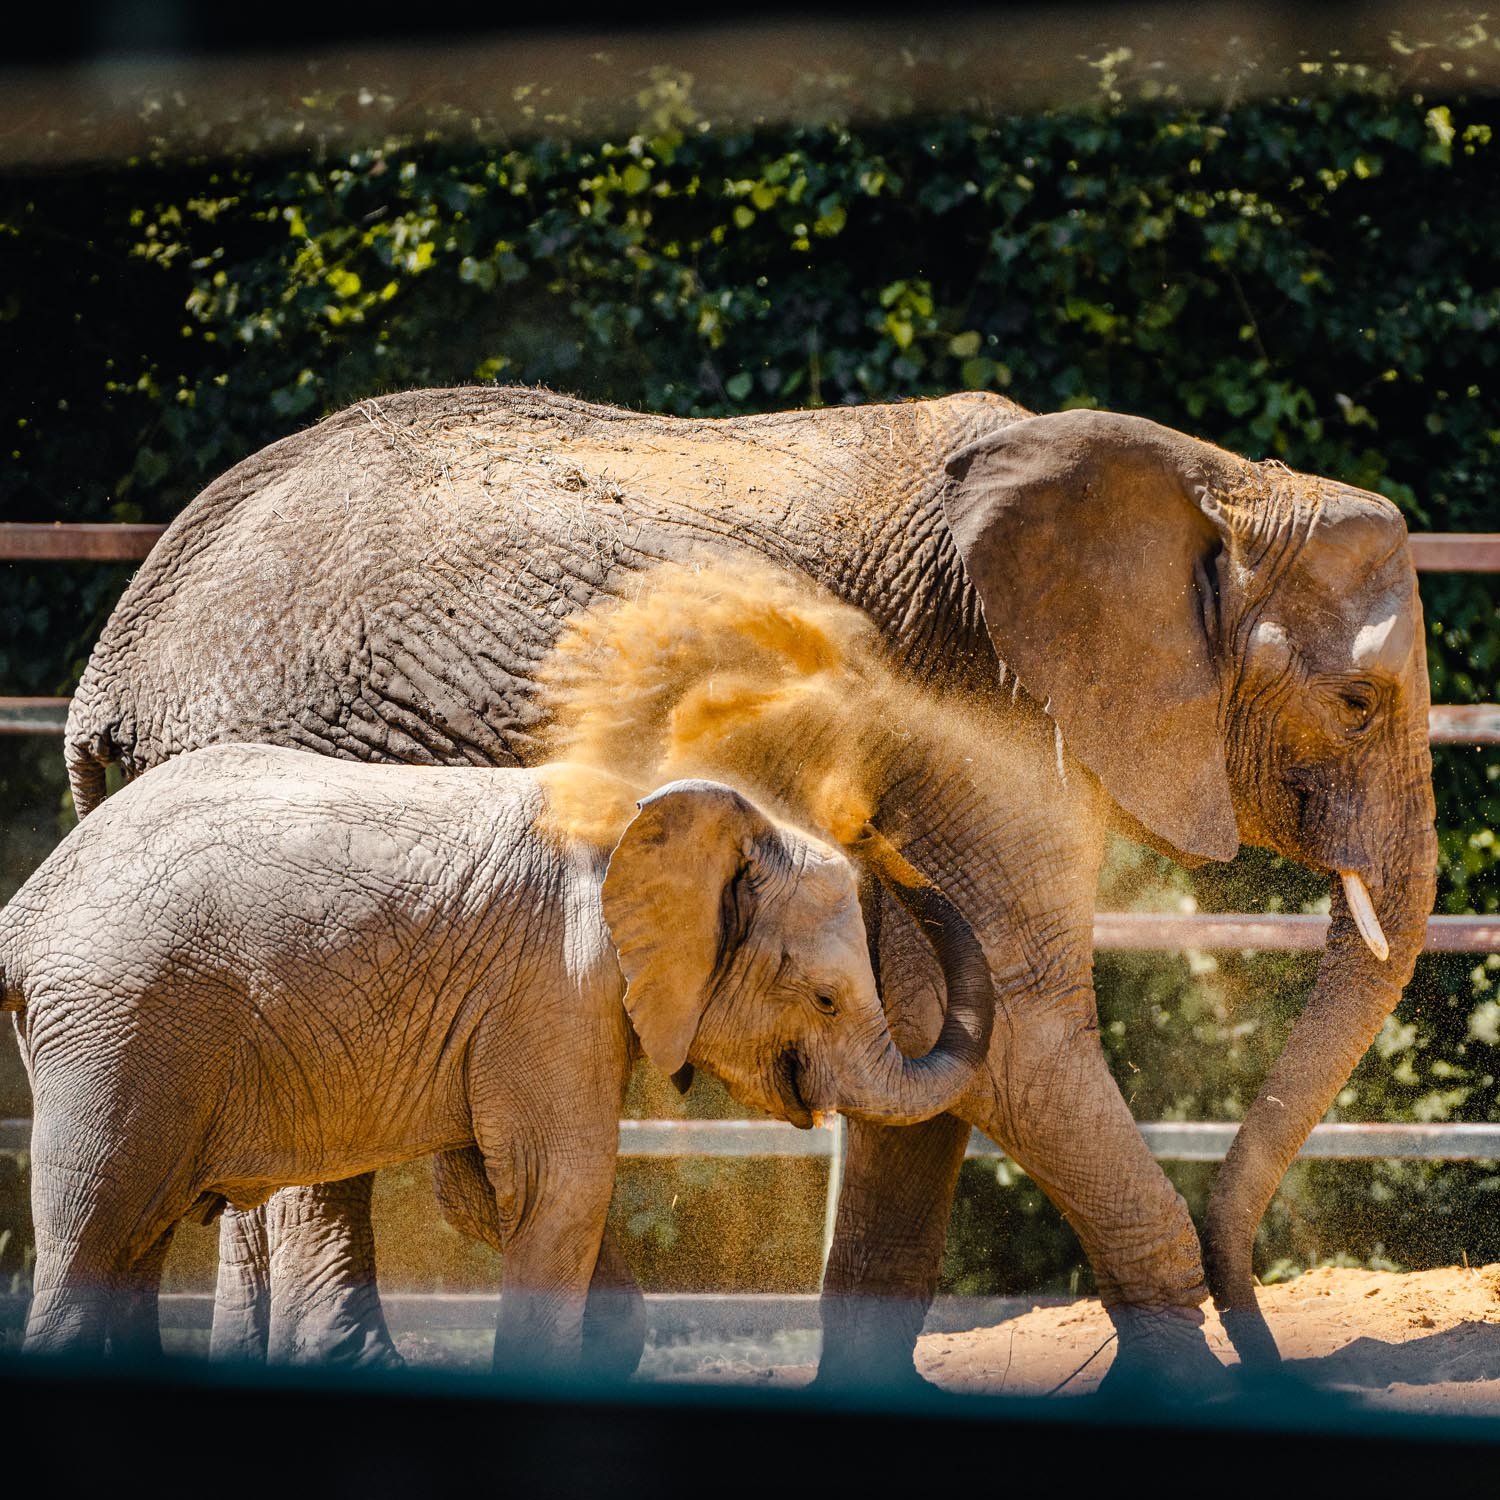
64 386 1435 1381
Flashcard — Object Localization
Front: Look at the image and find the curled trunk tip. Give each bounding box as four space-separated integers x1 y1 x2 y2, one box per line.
838 820 996 1122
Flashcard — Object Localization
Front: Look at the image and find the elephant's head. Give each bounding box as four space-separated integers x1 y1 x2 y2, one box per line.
601 780 994 1128
942 409 1437 1361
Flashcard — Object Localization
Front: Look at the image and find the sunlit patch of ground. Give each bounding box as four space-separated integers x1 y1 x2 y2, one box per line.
659 1265 1500 1411
912 1263 1500 1410
12 1265 1500 1412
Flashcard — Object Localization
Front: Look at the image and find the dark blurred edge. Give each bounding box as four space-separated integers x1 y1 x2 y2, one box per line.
0 0 1390 64
6 0 1500 1471
3 3 1498 167
3 1350 1500 1497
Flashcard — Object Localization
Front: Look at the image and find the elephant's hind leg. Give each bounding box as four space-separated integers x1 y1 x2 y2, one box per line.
210 1203 271 1362
25 1118 193 1358
262 1175 402 1369
105 1224 176 1360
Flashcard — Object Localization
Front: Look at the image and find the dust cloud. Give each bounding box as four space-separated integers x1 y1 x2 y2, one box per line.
535 560 999 853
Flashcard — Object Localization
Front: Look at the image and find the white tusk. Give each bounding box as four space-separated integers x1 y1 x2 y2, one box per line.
1340 871 1390 962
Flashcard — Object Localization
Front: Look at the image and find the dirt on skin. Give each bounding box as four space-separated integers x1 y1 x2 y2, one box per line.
678 1266 1500 1413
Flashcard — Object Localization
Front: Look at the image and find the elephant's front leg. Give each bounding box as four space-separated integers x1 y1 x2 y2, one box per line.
967 991 1222 1390
227 1175 403 1369
817 1112 971 1388
434 1145 649 1377
820 990 1221 1390
484 1152 618 1375
581 1224 648 1376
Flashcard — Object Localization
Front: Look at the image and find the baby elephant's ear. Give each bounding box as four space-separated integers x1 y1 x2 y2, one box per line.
602 780 778 1076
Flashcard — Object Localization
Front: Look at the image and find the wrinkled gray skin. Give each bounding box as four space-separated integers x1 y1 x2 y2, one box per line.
1 746 992 1362
65 387 1436 1383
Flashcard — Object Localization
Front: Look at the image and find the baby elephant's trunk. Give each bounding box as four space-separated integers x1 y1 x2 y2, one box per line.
837 825 995 1125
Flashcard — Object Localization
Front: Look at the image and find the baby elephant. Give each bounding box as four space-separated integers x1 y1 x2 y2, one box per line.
2 743 992 1367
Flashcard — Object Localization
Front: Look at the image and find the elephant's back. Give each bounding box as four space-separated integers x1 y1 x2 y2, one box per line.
8 746 547 1005
67 384 1025 788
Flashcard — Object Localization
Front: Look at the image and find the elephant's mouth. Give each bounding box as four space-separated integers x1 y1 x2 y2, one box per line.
773 1045 815 1131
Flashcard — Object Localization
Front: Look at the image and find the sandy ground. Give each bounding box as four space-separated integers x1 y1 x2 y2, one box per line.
11 1263 1496 1414
919 1264 1500 1411
649 1265 1500 1412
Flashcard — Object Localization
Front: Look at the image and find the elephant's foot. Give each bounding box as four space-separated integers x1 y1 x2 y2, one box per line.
268 1310 407 1371
1097 1304 1234 1403
265 1274 406 1372
811 1355 943 1397
580 1283 648 1380
339 1324 407 1372
814 1296 948 1397
574 1229 648 1380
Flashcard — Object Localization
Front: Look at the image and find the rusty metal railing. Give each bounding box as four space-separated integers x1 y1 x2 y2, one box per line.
3 1116 1500 1161
2 521 1496 1184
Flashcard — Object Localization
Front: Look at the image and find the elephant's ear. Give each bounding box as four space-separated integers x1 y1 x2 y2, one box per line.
942 408 1240 862
602 779 777 1075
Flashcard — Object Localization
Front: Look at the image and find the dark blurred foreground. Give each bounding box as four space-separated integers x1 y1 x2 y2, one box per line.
4 1348 1500 1497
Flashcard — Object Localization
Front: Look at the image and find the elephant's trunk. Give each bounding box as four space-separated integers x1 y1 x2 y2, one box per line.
834 824 995 1125
1203 745 1437 1366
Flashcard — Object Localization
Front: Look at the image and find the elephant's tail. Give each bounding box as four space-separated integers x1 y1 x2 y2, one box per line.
0 929 22 1013
64 738 109 819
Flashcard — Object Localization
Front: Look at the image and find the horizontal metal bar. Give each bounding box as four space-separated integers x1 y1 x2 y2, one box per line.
633 1120 1500 1162
618 1118 839 1158
0 1289 1053 1337
6 697 1497 744
1092 911 1500 953
6 1117 1500 1161
0 697 70 734
0 523 164 561
2 525 1497 569
1430 704 1500 745
1132 1121 1500 1163
1408 533 1500 571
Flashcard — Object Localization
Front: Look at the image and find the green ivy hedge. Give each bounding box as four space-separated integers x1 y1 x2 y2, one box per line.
1 41 1497 1295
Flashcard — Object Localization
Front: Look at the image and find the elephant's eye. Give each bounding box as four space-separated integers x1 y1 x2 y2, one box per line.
1336 686 1377 733
813 993 839 1018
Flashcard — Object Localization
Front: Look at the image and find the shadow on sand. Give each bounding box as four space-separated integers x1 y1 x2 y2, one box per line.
1287 1321 1500 1389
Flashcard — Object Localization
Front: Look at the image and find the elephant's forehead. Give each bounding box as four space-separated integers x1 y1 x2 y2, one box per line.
777 854 860 933
1302 489 1409 578
1274 492 1417 653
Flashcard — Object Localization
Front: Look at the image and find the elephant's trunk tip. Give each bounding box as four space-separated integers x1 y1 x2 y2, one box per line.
844 822 931 896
